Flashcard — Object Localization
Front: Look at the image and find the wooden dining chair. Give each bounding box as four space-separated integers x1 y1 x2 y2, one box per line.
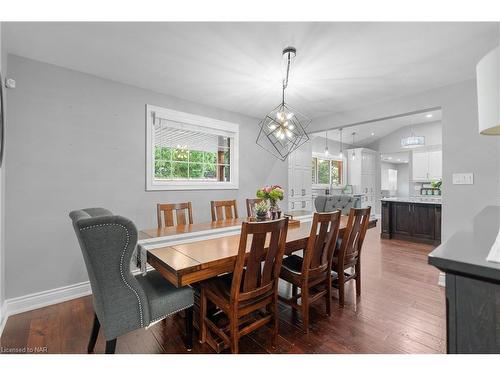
245 198 263 217
278 211 341 333
332 206 371 307
200 218 289 353
157 202 193 228
210 199 239 222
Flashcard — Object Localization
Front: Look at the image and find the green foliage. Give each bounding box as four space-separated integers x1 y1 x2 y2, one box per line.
318 160 330 184
172 162 188 178
189 163 203 178
189 150 204 163
204 152 217 164
254 201 269 215
154 161 171 178
203 164 216 179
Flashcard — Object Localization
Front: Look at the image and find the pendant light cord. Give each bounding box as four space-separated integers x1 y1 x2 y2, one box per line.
282 52 292 105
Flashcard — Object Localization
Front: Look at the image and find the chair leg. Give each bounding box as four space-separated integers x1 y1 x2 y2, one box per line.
338 274 345 308
87 313 100 353
325 276 332 316
272 296 279 348
355 264 361 296
200 288 207 344
105 339 117 354
301 285 309 334
185 306 193 351
229 312 239 354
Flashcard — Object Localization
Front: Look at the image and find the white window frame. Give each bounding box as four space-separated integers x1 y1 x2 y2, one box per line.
146 105 239 191
312 152 346 189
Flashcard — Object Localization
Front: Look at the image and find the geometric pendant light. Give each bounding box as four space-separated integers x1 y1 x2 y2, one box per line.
256 46 311 161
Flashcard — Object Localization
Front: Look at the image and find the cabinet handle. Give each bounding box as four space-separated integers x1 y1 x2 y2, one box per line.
408 204 411 213
302 201 306 208
291 189 294 197
302 189 305 196
291 202 295 209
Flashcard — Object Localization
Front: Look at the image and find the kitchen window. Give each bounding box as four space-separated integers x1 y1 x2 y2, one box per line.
146 105 239 190
312 156 343 186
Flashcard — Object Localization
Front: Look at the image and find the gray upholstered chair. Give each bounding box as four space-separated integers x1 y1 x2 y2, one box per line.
315 195 359 215
69 207 194 354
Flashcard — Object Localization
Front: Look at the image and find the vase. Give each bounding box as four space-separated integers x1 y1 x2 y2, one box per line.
269 199 281 220
256 212 267 221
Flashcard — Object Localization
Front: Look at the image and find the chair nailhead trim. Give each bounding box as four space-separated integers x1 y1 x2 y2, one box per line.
149 303 194 325
80 223 144 327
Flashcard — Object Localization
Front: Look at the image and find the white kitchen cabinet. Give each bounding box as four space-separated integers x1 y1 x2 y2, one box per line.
412 149 442 181
287 143 313 212
428 150 442 180
347 148 379 211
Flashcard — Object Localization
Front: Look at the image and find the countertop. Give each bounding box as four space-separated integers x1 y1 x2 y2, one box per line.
380 197 442 205
428 205 500 282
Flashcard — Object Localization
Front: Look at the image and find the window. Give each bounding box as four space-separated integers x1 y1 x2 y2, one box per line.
146 105 239 190
312 157 343 186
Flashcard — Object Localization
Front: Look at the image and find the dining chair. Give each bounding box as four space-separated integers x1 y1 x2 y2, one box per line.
69 207 194 354
210 199 239 222
245 198 263 217
199 218 289 353
332 206 371 307
278 211 341 333
157 202 193 228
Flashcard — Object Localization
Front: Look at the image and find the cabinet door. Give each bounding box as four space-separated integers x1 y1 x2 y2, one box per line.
412 204 435 240
428 150 442 180
412 152 429 181
392 202 412 236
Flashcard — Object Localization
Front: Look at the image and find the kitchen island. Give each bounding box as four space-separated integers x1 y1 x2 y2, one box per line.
381 197 442 245
428 206 500 353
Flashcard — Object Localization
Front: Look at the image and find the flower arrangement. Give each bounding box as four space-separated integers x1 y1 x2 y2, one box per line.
256 185 285 206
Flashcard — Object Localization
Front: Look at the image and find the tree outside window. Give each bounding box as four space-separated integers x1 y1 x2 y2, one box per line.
312 157 343 186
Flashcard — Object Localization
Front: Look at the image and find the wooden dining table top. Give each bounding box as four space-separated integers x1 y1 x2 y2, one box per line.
139 215 377 287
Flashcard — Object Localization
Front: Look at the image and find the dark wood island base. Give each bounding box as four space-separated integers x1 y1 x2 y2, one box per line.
381 199 441 245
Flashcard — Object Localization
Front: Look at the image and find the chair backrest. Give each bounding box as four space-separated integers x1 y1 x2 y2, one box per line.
157 202 193 228
246 198 263 217
69 208 150 340
210 199 239 222
338 207 371 268
315 195 358 215
301 211 342 279
230 218 289 303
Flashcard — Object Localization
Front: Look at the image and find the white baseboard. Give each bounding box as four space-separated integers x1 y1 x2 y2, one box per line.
0 301 6 339
2 266 154 330
438 272 446 287
5 280 92 318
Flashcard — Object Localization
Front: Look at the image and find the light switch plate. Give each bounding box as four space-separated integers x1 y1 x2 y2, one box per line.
452 173 474 185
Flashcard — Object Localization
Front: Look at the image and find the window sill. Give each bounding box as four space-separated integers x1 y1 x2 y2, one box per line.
146 181 239 191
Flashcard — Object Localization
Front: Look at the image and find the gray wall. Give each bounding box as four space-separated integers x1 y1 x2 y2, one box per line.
4 55 288 299
310 79 500 241
0 22 5 324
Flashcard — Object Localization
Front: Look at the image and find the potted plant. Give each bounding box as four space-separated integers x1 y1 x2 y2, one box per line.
431 180 442 195
254 201 270 221
256 185 285 214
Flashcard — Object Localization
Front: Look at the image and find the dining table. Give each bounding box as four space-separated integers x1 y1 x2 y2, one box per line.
138 212 377 287
138 211 377 351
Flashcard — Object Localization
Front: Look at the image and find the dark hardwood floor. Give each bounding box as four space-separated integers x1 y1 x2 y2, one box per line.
0 223 445 354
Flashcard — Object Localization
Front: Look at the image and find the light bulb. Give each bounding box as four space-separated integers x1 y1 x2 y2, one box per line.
339 151 343 158
269 123 277 130
283 121 289 127
324 147 329 156
276 112 284 121
288 124 295 130
286 112 294 120
285 129 293 138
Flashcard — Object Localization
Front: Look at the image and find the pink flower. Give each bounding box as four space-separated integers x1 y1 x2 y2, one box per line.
264 186 272 193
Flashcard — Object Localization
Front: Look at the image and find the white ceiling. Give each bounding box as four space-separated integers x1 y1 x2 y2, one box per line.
312 109 442 146
4 22 499 120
